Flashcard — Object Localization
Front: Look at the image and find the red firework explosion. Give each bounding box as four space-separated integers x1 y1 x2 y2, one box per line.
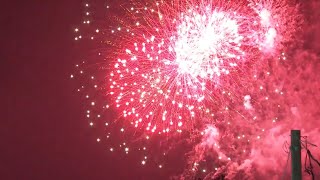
72 0 310 178
105 0 299 134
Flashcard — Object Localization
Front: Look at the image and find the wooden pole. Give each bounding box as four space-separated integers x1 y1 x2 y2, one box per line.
291 130 302 180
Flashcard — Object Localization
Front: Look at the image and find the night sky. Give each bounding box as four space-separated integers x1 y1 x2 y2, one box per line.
1 0 168 179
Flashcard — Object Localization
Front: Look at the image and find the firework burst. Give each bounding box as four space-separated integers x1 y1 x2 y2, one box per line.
105 0 300 134
72 0 304 178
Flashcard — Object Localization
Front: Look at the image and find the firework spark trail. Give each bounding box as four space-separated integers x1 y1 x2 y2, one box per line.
106 0 299 135
72 0 307 178
104 0 301 174
103 1 301 176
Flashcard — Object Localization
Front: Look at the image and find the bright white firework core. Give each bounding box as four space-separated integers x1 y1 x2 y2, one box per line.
172 8 245 79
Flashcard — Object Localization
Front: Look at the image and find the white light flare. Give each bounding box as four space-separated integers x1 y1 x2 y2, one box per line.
172 8 245 79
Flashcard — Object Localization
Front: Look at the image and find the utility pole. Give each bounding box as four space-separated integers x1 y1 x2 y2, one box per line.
291 130 302 180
